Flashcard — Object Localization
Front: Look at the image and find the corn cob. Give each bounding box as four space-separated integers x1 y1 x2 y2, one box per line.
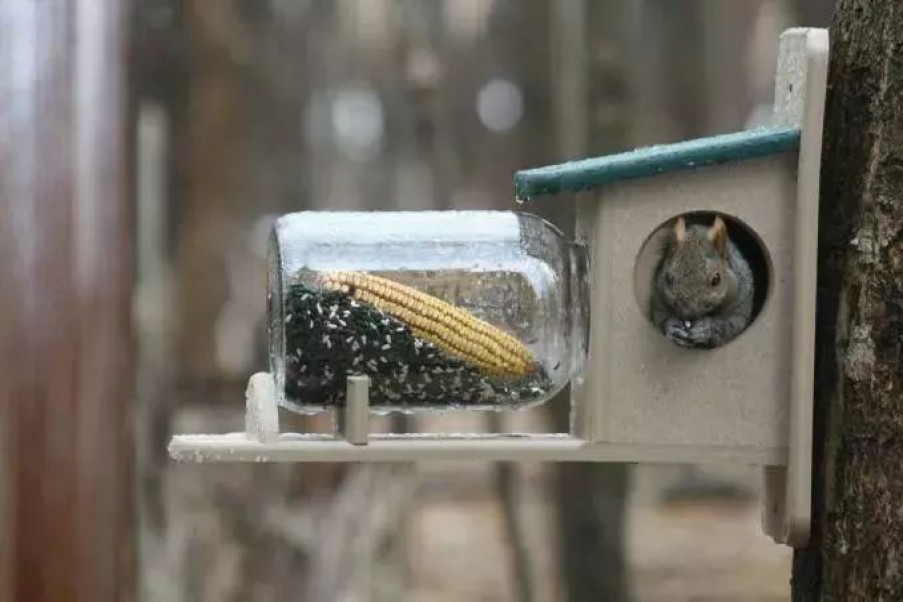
318 271 534 377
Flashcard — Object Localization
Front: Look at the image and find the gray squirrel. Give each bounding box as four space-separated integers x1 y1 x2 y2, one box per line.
650 215 754 349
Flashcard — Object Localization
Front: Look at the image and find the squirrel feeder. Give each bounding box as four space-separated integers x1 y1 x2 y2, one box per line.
169 28 828 548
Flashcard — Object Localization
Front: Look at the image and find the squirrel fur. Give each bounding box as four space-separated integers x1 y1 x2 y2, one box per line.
650 215 754 349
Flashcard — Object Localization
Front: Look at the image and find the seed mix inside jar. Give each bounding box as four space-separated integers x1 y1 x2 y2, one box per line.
282 270 552 410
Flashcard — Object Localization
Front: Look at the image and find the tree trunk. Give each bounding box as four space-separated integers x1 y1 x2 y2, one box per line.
548 2 631 600
0 2 134 601
792 2 903 600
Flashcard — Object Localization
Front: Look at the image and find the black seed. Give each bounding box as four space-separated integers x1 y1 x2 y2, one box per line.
281 280 551 411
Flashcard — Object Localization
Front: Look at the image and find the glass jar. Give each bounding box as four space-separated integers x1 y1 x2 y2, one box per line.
268 210 588 413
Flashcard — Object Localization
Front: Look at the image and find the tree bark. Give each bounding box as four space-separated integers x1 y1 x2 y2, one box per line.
549 2 631 600
793 2 903 600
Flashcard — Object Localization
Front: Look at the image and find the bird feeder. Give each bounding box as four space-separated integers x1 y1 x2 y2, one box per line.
169 28 828 547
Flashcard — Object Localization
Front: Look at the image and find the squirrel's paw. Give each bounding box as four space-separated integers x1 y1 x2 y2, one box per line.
663 318 694 348
686 317 726 349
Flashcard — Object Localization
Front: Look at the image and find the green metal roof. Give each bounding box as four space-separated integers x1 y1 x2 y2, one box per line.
513 126 800 200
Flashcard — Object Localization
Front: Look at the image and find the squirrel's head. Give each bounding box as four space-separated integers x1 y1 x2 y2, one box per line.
656 216 734 320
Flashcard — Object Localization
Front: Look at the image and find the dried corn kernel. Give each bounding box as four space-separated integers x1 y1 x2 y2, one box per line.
319 271 534 377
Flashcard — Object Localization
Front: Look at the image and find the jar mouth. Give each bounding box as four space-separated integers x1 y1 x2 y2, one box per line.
267 227 288 408
568 241 590 379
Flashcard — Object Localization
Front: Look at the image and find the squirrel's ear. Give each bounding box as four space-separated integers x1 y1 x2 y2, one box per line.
708 216 728 257
673 216 687 243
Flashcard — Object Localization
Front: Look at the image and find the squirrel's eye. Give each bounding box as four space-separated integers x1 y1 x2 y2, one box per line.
710 272 722 287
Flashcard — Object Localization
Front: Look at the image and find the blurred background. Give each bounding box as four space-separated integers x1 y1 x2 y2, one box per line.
2 1 834 601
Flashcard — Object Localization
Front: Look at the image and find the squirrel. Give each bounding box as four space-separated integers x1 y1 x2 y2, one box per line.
650 215 754 349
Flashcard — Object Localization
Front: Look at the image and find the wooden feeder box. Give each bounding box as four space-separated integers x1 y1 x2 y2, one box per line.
169 28 828 547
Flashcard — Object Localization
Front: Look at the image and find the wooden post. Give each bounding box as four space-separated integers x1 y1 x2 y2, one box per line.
0 1 133 601
793 1 903 599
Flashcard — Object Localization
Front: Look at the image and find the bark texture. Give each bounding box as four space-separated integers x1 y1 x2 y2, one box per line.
793 2 903 600
548 2 630 600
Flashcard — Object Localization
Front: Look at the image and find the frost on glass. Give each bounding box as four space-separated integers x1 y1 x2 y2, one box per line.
267 211 588 413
